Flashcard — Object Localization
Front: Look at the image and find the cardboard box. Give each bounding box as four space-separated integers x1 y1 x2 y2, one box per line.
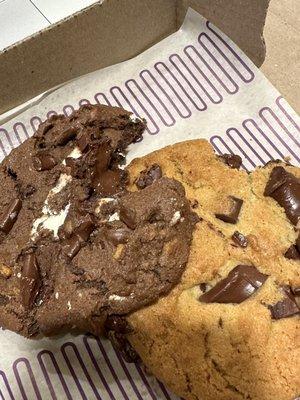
0 0 299 116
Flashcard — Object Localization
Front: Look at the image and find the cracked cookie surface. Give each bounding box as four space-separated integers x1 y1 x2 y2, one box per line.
126 139 300 400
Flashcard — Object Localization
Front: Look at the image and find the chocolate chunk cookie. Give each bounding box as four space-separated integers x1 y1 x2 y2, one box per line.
0 105 197 337
126 139 299 400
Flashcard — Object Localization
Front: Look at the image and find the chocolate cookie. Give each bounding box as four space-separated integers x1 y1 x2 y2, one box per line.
0 105 197 337
126 139 300 400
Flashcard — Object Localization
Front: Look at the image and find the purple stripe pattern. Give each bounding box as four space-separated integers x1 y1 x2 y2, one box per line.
0 336 180 400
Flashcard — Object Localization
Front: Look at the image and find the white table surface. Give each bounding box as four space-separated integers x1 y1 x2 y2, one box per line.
0 0 97 50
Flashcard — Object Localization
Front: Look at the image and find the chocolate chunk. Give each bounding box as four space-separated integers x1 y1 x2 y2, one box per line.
55 127 77 146
119 206 137 229
7 167 17 180
264 166 300 226
284 245 300 260
269 287 299 320
231 231 248 248
219 154 242 169
62 215 95 259
104 227 130 245
135 164 162 189
91 143 126 196
97 170 125 196
77 133 89 153
199 265 268 304
32 153 57 171
108 331 140 363
0 198 22 234
215 196 243 224
21 253 41 309
105 315 132 334
292 287 300 296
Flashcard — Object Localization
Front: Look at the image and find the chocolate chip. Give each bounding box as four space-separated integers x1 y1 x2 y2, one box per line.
55 127 77 146
264 166 300 226
32 153 57 171
215 196 243 224
62 215 95 259
218 154 242 169
269 287 299 320
292 287 300 296
135 164 162 189
119 206 137 229
7 167 17 180
108 331 140 363
284 245 300 260
0 198 22 234
104 227 130 245
199 265 268 304
231 231 248 248
199 283 208 293
21 253 41 309
105 315 132 334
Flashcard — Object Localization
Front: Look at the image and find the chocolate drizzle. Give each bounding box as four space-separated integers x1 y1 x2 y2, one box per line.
264 166 300 226
199 265 268 304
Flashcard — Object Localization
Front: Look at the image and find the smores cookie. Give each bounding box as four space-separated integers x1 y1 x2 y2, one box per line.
0 105 197 337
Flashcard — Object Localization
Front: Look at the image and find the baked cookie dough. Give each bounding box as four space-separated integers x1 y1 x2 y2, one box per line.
123 139 300 400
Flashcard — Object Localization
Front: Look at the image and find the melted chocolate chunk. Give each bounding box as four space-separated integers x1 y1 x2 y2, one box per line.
55 127 77 146
62 215 95 259
264 166 300 226
219 154 242 169
231 231 248 248
105 315 132 334
269 287 299 320
21 253 41 309
199 265 268 304
0 198 22 234
135 164 162 189
284 245 300 260
91 143 126 196
215 196 243 224
108 331 140 363
32 153 57 171
119 206 137 230
104 226 130 245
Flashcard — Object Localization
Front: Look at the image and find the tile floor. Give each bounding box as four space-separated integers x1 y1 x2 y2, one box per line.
0 0 97 50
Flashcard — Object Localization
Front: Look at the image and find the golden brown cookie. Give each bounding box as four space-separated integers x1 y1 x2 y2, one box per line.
124 139 300 400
